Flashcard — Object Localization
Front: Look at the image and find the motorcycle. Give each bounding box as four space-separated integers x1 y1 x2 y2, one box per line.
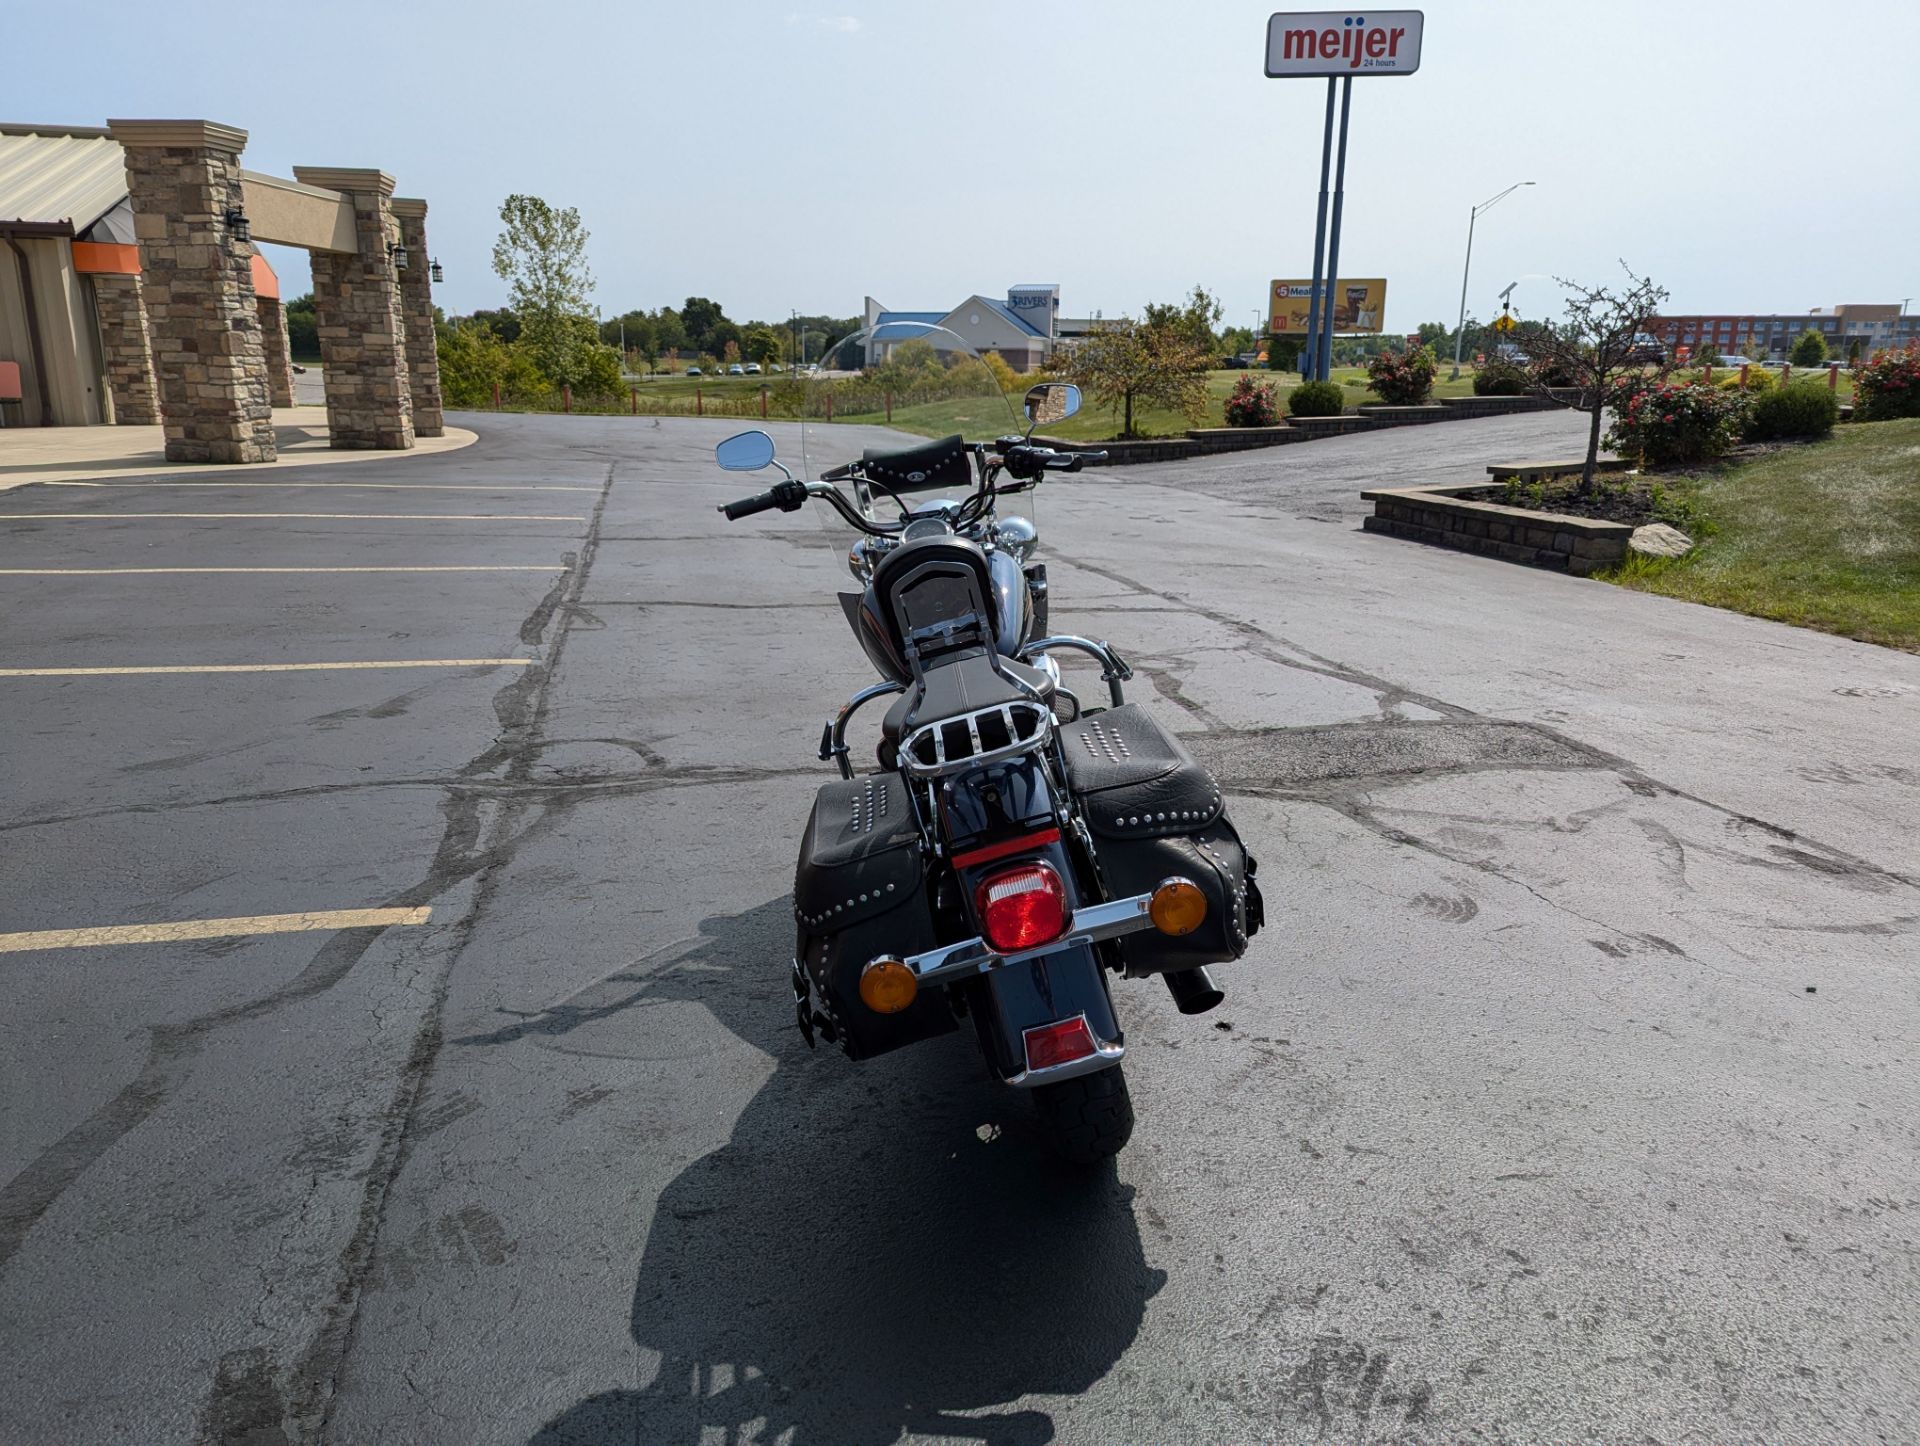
710 328 1263 1163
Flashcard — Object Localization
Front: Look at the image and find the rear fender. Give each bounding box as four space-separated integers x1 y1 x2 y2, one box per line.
941 757 1122 1083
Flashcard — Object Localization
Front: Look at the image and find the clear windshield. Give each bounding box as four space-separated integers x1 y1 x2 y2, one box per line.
794 322 1021 512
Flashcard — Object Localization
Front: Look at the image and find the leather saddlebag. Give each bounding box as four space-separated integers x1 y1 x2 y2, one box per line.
1059 705 1262 977
792 773 956 1059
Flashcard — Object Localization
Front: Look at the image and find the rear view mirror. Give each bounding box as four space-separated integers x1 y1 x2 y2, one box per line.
1023 383 1080 428
715 430 776 472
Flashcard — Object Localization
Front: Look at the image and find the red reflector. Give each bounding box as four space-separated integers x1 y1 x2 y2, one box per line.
1023 1015 1097 1072
974 861 1069 954
951 826 1062 871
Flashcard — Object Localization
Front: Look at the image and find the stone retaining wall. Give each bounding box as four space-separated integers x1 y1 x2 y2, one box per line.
1030 390 1576 467
1360 483 1631 576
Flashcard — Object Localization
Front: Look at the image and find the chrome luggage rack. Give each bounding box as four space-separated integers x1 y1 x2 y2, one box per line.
900 699 1054 778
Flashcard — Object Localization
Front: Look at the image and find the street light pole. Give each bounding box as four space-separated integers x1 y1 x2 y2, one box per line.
1449 180 1534 380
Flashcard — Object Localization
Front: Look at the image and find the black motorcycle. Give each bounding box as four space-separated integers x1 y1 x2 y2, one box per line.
712 346 1262 1162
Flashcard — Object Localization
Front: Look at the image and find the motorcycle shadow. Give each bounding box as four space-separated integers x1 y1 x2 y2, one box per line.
531 896 1165 1446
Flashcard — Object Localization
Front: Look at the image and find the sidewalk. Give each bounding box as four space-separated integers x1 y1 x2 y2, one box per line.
0 406 476 490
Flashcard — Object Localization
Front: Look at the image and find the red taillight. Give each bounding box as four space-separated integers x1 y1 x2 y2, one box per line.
974 860 1069 954
1023 1015 1097 1071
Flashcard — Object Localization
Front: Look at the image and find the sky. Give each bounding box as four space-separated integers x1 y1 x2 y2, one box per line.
11 0 1920 333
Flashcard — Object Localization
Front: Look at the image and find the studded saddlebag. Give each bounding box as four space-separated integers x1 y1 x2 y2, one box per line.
792 773 957 1060
1059 705 1262 977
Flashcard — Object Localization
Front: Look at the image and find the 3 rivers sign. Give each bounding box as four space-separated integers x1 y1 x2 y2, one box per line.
1264 11 1425 76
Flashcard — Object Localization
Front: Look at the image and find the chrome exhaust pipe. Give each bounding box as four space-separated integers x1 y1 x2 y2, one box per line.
1162 965 1224 1016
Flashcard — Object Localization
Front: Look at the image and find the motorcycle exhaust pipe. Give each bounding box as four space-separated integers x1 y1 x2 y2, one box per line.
1162 965 1224 1016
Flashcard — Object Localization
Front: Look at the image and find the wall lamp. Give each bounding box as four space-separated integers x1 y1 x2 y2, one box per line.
429 258 444 284
224 207 251 244
389 243 410 272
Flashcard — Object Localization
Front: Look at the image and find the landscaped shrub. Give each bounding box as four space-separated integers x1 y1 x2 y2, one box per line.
1853 344 1920 421
1287 380 1344 417
1744 382 1839 440
1605 379 1748 466
1473 359 1529 395
1790 329 1828 368
1223 373 1280 427
1717 364 1778 393
1533 356 1578 388
1366 345 1438 404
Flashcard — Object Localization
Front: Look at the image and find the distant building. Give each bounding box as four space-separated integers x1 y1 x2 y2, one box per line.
861 285 1062 371
1649 304 1917 361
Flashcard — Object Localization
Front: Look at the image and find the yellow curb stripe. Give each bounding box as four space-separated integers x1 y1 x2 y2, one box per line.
0 907 432 954
4 512 586 522
0 566 562 575
0 660 533 678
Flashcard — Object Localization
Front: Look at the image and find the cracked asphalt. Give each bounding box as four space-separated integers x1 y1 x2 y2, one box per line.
2 409 1917 1445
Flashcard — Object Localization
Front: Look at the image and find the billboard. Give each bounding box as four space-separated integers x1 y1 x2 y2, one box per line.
1265 12 1424 77
1269 278 1387 335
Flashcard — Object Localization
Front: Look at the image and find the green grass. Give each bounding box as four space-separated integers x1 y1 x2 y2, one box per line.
861 367 1486 442
1602 418 1920 652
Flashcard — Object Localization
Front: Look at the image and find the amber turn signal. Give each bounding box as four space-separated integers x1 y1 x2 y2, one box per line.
859 957 919 1014
1149 878 1207 936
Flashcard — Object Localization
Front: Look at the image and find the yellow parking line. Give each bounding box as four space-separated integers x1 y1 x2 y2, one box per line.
46 482 600 492
5 512 585 522
0 659 532 678
0 566 561 575
0 907 432 954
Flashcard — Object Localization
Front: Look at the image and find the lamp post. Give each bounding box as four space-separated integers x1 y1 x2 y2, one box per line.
1448 181 1534 380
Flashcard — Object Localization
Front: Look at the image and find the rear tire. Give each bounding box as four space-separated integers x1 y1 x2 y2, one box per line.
1033 1064 1134 1165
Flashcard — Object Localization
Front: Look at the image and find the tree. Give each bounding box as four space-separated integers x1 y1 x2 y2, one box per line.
722 339 741 365
466 308 522 343
491 194 597 384
600 309 655 364
742 324 784 368
1218 325 1255 358
1790 328 1828 368
1142 284 1224 355
1266 335 1304 371
1512 263 1671 491
283 293 319 360
680 297 729 355
1415 320 1451 354
1064 317 1212 437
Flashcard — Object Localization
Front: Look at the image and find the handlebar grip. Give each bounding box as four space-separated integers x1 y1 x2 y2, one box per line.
719 491 778 521
1077 450 1109 466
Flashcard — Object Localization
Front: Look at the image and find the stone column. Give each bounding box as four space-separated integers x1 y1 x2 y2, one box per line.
90 272 160 424
293 167 412 450
256 297 296 408
107 119 275 462
390 198 444 437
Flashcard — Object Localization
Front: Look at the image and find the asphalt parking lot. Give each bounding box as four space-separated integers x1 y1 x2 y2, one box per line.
2 409 1917 1444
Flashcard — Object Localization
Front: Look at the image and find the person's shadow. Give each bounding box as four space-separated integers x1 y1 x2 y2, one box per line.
526 896 1164 1445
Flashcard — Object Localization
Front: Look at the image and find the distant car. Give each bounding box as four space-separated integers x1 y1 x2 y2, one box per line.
1492 342 1529 365
744 362 762 375
727 363 746 376
1625 333 1666 365
685 366 703 377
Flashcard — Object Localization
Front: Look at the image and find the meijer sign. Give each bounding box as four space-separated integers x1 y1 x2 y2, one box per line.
1265 11 1424 76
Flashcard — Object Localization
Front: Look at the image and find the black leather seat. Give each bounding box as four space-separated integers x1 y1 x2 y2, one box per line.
861 434 974 494
881 650 1055 746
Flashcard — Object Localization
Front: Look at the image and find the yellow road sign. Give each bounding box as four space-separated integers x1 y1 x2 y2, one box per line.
1492 313 1517 333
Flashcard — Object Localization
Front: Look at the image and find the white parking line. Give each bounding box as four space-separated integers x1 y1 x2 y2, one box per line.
0 907 432 954
4 512 586 522
0 659 532 678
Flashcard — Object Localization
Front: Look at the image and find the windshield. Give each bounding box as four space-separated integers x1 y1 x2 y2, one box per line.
794 322 1021 505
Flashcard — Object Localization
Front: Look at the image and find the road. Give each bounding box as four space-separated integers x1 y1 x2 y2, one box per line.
2 409 1917 1445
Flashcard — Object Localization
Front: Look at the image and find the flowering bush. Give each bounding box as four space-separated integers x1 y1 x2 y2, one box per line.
1286 379 1344 417
1853 343 1920 421
1365 344 1438 404
1222 373 1279 427
1604 379 1748 466
1473 359 1529 396
1716 364 1778 393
